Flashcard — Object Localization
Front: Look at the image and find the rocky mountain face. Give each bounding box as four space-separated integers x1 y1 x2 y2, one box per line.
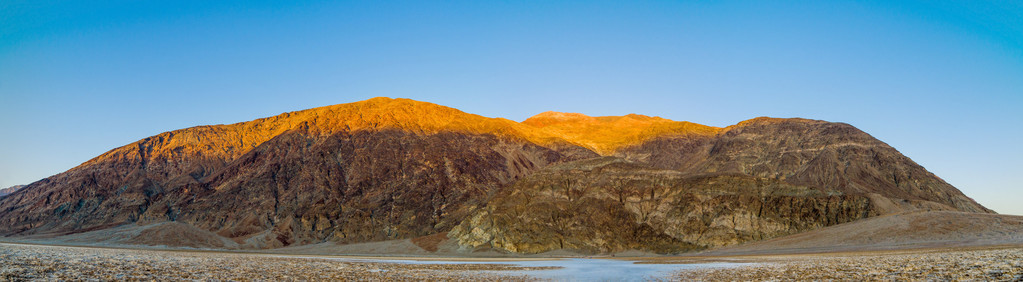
614 117 989 214
451 116 989 254
0 185 25 198
155 129 589 248
0 98 990 253
0 98 594 248
450 157 873 254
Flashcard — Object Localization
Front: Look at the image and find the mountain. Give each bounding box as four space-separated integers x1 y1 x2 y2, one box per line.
451 117 989 253
0 98 594 248
0 97 990 253
0 185 25 198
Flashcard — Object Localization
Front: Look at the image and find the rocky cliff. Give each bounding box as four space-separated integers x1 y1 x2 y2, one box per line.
0 98 990 253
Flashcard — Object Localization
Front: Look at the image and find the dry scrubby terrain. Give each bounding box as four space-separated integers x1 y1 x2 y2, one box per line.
0 97 994 255
705 211 1023 255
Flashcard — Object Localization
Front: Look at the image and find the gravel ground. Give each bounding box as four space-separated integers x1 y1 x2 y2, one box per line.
0 243 553 281
674 247 1023 281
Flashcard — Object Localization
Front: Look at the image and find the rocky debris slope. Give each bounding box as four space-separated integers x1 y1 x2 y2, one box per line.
703 211 1023 255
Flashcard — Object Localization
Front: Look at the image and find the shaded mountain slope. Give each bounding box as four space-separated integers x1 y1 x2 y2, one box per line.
616 117 989 214
449 117 991 254
450 157 874 254
156 129 583 248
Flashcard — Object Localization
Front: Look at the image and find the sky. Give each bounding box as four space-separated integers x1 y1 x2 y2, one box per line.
0 0 1021 214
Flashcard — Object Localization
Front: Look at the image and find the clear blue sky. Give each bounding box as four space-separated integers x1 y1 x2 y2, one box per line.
1 1 1021 214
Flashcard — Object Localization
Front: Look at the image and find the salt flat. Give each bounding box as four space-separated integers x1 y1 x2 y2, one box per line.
673 246 1023 280
0 242 548 281
3 241 1021 281
0 242 742 281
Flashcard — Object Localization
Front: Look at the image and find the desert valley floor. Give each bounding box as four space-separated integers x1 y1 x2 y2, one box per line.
2 210 1023 280
2 242 1022 281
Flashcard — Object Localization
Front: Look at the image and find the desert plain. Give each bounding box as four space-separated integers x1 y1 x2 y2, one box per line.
2 241 1022 281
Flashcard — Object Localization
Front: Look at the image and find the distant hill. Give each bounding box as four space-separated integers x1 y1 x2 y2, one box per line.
0 185 25 198
0 97 990 253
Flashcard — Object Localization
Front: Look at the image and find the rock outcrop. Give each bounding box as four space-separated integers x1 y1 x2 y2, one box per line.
0 98 990 253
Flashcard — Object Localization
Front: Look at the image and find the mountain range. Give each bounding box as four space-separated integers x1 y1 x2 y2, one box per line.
0 97 991 254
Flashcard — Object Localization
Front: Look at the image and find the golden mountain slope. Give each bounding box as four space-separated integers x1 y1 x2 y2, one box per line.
522 111 721 155
82 98 717 168
80 97 565 168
